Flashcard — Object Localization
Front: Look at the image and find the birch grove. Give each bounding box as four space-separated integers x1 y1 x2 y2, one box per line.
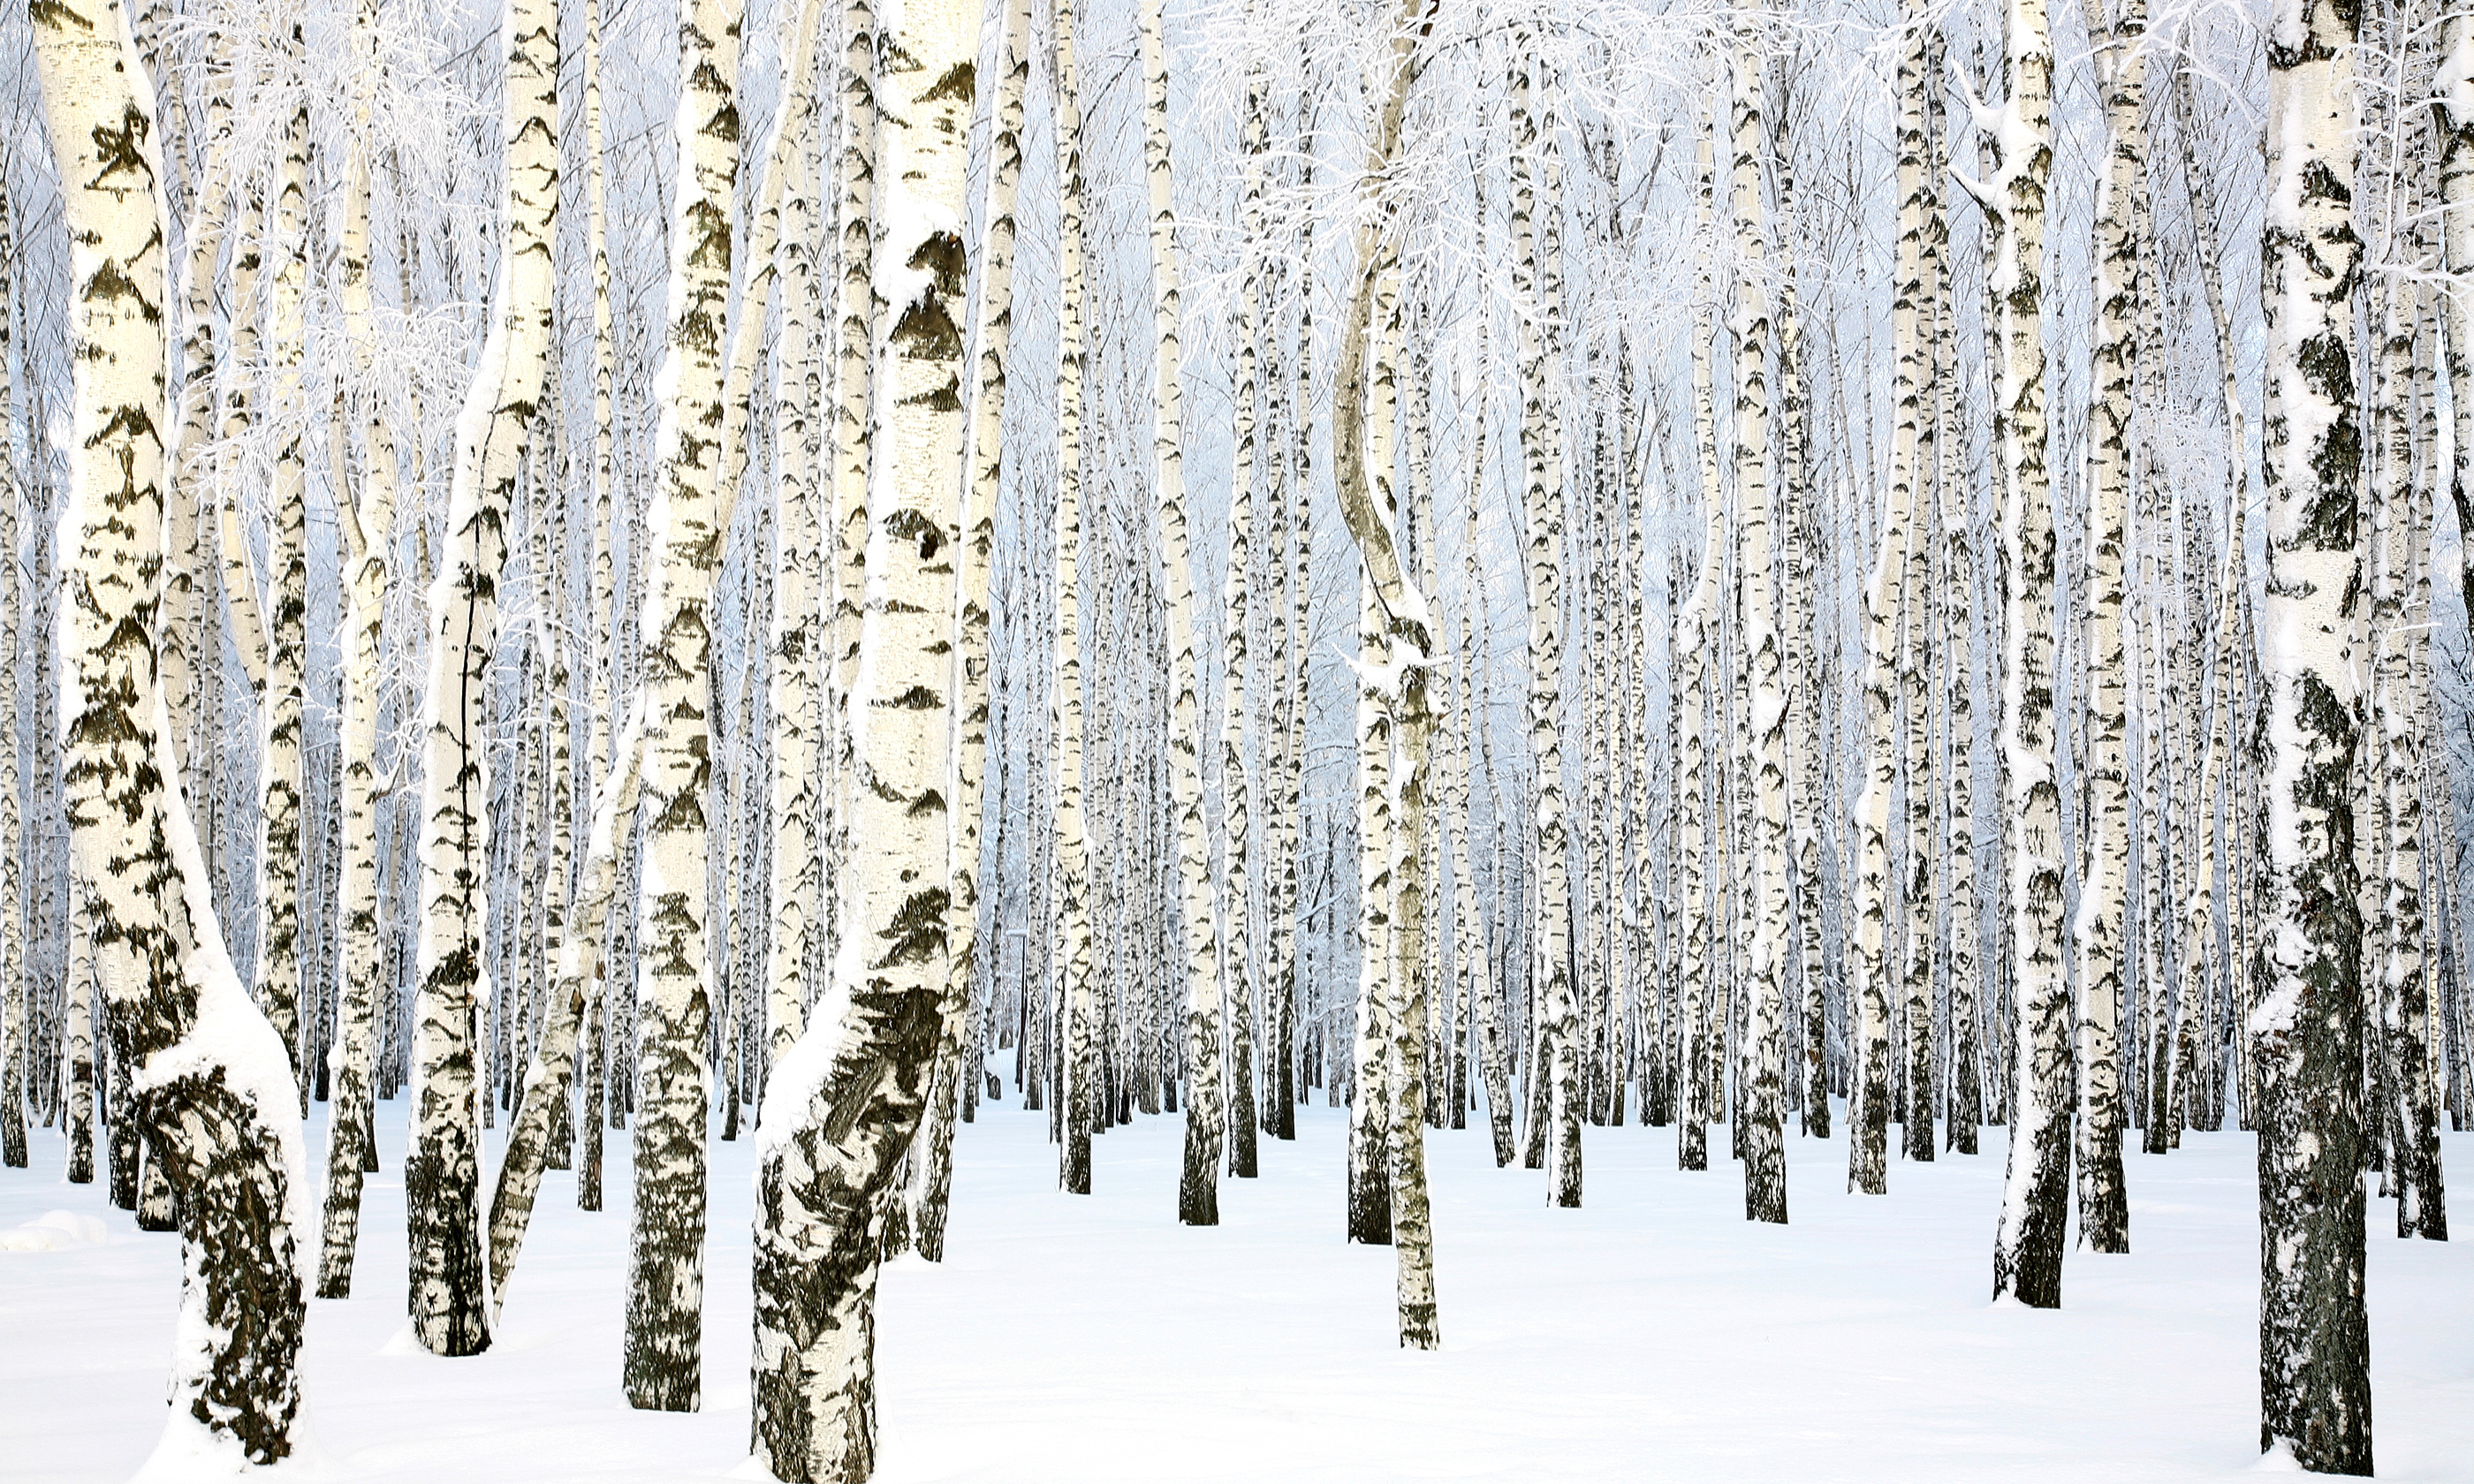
1 0 2468 1476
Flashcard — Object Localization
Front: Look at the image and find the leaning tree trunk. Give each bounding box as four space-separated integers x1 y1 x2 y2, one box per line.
34 0 310 1456
748 0 976 1472
1985 0 2069 1311
621 0 739 1412
410 0 560 1358
2253 0 2371 1464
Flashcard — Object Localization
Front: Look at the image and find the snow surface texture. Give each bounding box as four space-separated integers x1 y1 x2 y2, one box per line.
4 1089 2470 1482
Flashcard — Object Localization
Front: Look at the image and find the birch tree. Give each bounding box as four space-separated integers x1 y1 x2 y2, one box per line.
2241 0 2377 1462
34 0 309 1455
749 0 979 1468
409 0 560 1357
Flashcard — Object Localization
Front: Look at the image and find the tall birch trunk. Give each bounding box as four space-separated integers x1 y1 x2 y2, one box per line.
1049 0 1100 1198
1222 65 1267 1183
34 0 310 1451
578 0 615 1214
1985 0 2069 1310
623 0 740 1409
410 0 560 1357
748 0 976 1467
2253 0 2371 1462
2069 0 2145 1251
916 0 1031 1261
1731 22 1787 1223
1333 0 1442 1343
1510 32 1580 1209
1136 0 1221 1230
319 7 404 1293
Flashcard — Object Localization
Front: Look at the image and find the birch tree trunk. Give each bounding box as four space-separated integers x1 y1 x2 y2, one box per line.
1985 0 2070 1310
748 0 976 1468
1221 64 1266 1183
2253 0 2372 1463
770 90 823 1082
35 0 310 1452
410 0 560 1357
2068 0 2145 1252
1333 0 1442 1342
1731 21 1787 1223
916 0 1031 1261
1049 0 1100 1198
318 10 403 1293
1349 570 1395 1245
622 0 740 1409
577 0 615 1214
1138 0 1223 1230
1510 31 1580 1209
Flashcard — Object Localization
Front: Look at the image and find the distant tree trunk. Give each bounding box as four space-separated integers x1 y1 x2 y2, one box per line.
0 291 19 1169
1986 0 2068 1311
748 0 976 1470
1222 64 1266 1183
34 0 309 1453
410 0 559 1359
65 897 95 1184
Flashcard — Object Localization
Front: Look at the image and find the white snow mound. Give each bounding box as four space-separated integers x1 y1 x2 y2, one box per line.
0 1208 110 1250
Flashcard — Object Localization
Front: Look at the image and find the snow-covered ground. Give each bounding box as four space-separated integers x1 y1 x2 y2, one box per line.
4 1087 2470 1482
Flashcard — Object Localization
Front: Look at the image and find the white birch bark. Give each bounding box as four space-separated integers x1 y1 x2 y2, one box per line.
578 0 615 1213
768 83 823 1083
748 0 976 1465
1981 0 2070 1309
410 0 559 1357
1137 0 1221 1229
318 5 403 1294
1221 64 1267 1181
916 0 1031 1261
624 0 740 1408
35 0 310 1453
2254 0 2372 1459
1731 22 1787 1223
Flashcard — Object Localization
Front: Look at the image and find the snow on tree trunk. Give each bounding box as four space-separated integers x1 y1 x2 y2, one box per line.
1730 20 1787 1224
34 0 310 1455
1985 0 2070 1311
748 0 976 1469
410 0 560 1359
577 0 615 1215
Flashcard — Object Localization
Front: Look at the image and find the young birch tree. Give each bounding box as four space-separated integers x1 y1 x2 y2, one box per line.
748 0 978 1468
409 0 560 1357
